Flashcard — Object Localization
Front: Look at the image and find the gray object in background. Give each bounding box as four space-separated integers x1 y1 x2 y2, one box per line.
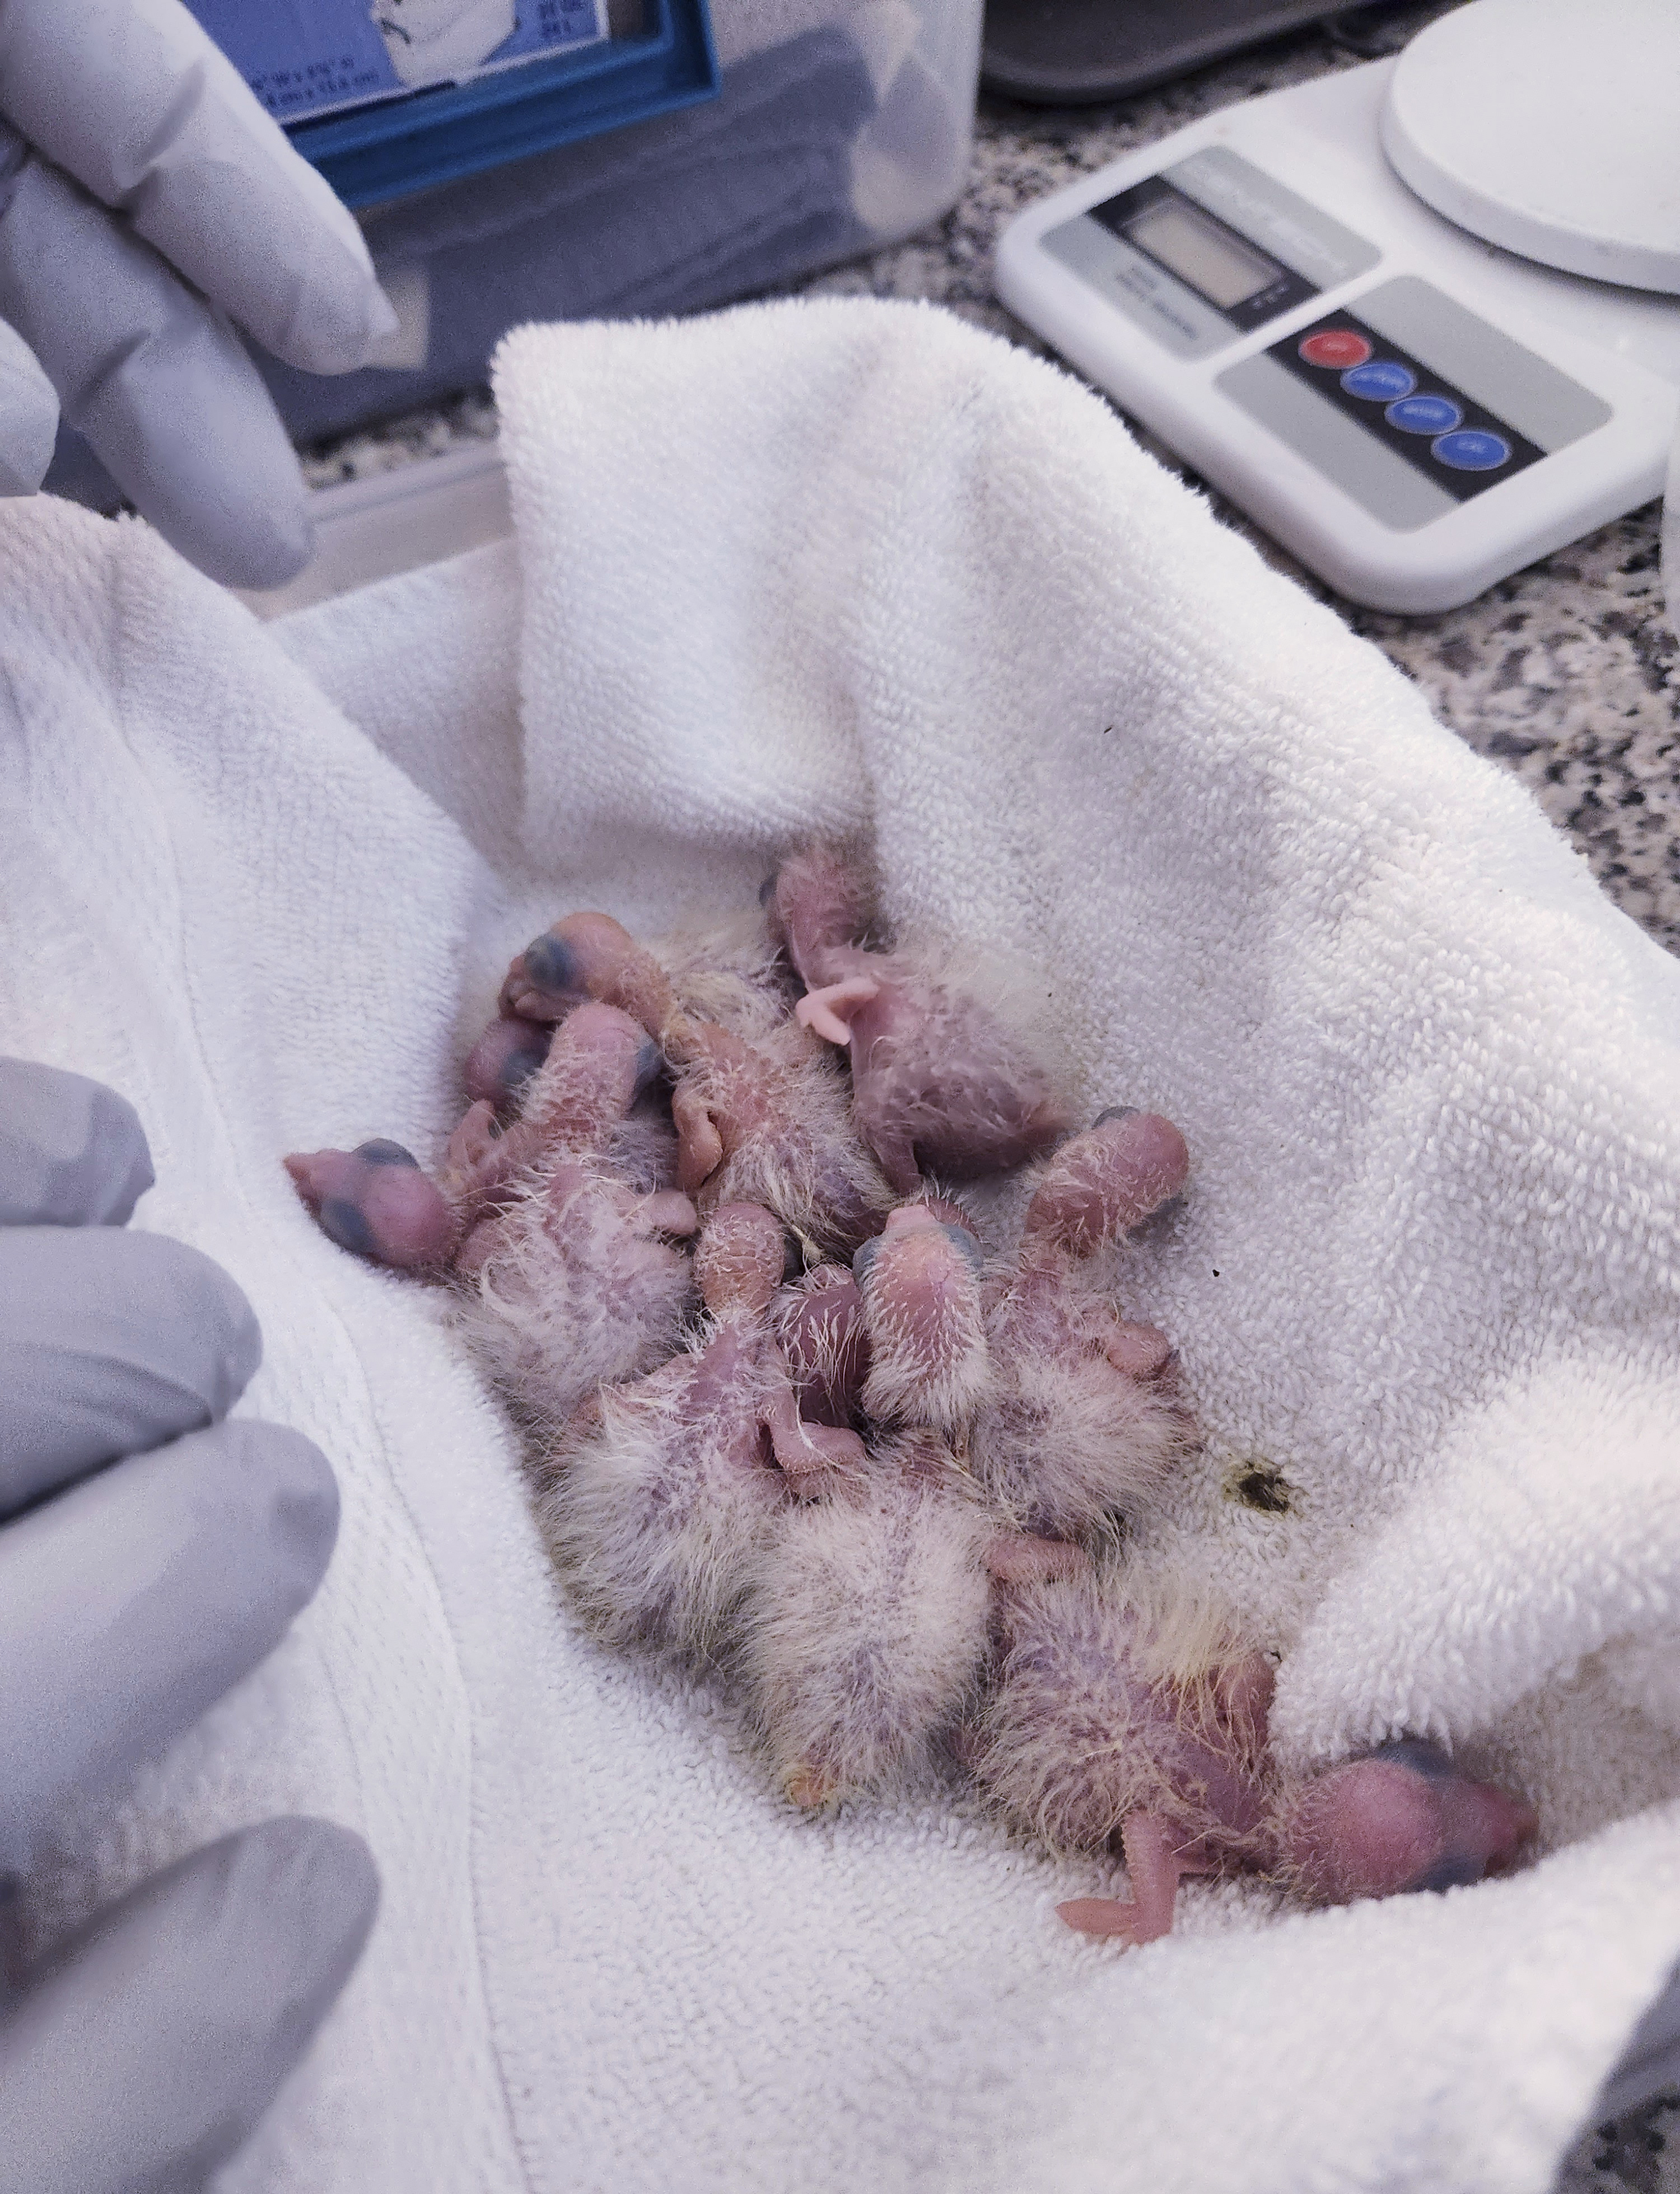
981 0 1414 104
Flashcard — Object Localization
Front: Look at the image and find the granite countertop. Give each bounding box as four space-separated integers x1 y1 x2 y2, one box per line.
298 12 1679 2188
304 0 1678 963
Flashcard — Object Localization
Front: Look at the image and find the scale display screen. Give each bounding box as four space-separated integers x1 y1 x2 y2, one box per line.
1076 170 1324 340
1122 198 1277 311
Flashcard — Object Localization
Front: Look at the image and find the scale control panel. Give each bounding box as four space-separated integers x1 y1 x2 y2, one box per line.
1222 280 1607 534
995 65 1679 612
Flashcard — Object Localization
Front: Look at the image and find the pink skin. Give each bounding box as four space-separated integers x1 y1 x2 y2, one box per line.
286 1001 657 1274
283 1138 458 1271
774 1264 869 1427
970 1110 1195 1541
504 911 894 1255
974 1554 1536 1945
1060 1749 1538 1946
542 1203 865 1650
615 1200 867 1487
772 1198 983 1429
463 1012 554 1111
852 1202 990 1432
771 844 1073 1193
455 1153 698 1283
1018 1107 1189 1260
1270 1743 1540 1908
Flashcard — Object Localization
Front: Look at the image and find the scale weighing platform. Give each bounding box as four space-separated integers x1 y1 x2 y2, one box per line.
995 55 1680 613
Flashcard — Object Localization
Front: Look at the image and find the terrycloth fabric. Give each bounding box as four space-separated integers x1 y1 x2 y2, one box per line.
4 294 1680 2193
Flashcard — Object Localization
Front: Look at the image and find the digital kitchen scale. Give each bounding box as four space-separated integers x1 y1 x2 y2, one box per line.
993 11 1680 613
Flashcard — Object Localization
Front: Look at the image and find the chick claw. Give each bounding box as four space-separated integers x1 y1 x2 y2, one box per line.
1058 1813 1210 1946
796 975 881 1047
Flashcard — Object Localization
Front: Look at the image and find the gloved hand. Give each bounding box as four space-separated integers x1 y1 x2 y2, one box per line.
0 1056 379 2192
0 0 398 590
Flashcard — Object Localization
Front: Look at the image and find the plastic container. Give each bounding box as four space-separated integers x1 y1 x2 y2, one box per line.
44 0 980 516
258 0 982 444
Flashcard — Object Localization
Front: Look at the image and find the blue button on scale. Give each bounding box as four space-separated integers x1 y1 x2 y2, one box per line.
1342 359 1415 400
1387 391 1462 434
1432 428 1511 470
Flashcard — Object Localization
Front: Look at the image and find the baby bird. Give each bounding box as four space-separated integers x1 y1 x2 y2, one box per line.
774 1261 869 1429
974 1549 1537 1944
502 909 895 1257
463 1011 554 1111
772 1195 980 1428
464 905 792 1121
286 1000 666 1273
853 1199 991 1433
769 843 1074 1193
745 1208 1000 1810
970 1107 1196 1543
539 1203 865 1656
288 1005 700 1427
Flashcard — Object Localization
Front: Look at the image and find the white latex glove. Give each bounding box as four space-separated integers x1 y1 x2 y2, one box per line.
0 0 398 588
0 1057 379 2192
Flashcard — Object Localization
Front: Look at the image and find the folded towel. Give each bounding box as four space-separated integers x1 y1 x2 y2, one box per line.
3 293 1678 2194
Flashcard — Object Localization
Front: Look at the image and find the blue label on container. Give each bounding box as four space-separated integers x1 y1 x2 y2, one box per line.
187 0 604 124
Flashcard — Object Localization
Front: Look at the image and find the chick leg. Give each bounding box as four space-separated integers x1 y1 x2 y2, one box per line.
1057 1813 1208 1945
795 976 880 1048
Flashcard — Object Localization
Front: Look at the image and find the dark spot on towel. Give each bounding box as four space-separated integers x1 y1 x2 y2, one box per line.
1224 1461 1293 1515
320 1197 375 1257
354 1138 419 1168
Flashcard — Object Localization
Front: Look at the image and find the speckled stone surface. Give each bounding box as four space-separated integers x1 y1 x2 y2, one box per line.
300 16 1680 2186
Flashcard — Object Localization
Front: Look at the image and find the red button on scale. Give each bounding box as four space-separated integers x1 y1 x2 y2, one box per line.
1299 329 1372 369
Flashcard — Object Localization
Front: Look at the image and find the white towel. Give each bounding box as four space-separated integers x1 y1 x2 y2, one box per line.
4 293 1679 2194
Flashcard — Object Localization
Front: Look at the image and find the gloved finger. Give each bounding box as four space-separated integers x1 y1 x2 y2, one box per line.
0 1818 380 2194
1587 1955 1680 2127
0 1057 153 1227
0 0 395 374
0 312 53 493
0 133 311 587
0 1418 338 1873
0 1226 260 1516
